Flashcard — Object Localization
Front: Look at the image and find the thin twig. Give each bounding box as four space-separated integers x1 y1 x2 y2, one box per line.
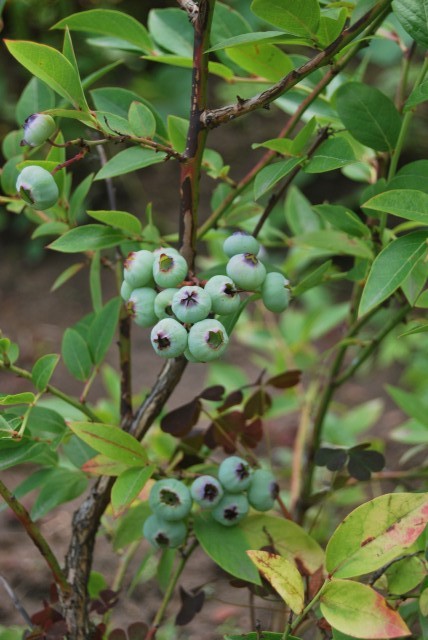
0 574 33 628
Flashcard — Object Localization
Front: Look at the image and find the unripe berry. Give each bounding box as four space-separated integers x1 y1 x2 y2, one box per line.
16 165 59 210
218 456 252 492
226 253 266 291
143 513 187 549
171 286 212 324
190 475 223 509
154 288 179 320
247 469 279 512
21 113 56 147
127 287 157 327
223 232 260 258
153 250 188 287
261 272 290 313
123 250 155 289
120 280 133 302
150 318 188 358
211 492 249 527
149 478 192 521
187 319 229 362
204 275 241 316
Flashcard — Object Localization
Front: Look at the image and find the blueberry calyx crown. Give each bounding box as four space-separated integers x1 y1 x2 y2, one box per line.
206 330 224 349
203 483 220 502
159 488 181 506
159 253 174 272
236 462 250 480
223 505 239 521
153 332 171 350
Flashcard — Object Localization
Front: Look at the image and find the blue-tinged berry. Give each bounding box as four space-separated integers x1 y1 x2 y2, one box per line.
153 250 188 287
154 288 179 320
187 319 228 362
247 469 279 512
226 253 266 291
120 280 133 302
171 286 212 324
21 113 56 147
218 456 252 493
143 513 187 549
149 478 192 521
191 475 223 509
150 318 188 358
223 232 260 258
204 275 241 316
123 250 155 289
261 272 290 313
127 287 157 327
16 166 59 210
211 492 249 527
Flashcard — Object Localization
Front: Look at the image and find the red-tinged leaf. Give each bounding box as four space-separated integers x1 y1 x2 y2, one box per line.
68 422 148 466
241 418 263 448
207 411 246 453
218 389 244 412
199 385 225 401
111 465 154 515
247 550 304 614
82 454 128 476
320 579 411 638
266 370 301 389
175 587 205 626
244 389 272 419
160 398 201 437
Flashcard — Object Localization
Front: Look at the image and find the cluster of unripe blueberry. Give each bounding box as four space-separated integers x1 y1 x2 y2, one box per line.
122 233 290 362
143 456 279 549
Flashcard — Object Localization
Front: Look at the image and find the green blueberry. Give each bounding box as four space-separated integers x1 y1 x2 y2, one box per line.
171 286 212 324
247 469 279 512
149 478 192 521
261 272 290 313
153 250 188 287
150 318 188 358
211 492 249 527
21 113 56 147
143 513 187 549
120 280 133 302
190 475 223 509
204 275 241 316
226 253 266 291
123 250 155 289
187 319 229 362
218 456 252 492
16 165 59 210
154 288 179 319
184 347 199 363
223 231 260 258
127 287 157 327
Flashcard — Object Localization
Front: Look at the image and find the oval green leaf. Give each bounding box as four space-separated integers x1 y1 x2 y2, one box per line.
87 210 142 236
68 422 148 466
61 328 93 381
362 189 428 225
254 158 302 200
128 101 156 138
111 465 154 516
94 147 167 181
31 354 60 391
251 0 320 39
392 0 428 48
48 225 126 253
88 297 121 365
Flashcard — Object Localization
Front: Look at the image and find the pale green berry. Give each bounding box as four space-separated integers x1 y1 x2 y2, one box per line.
154 288 179 319
261 272 290 313
184 348 199 363
150 318 188 358
247 469 279 512
123 250 155 289
149 478 192 521
120 280 133 302
143 513 187 549
211 492 249 527
187 319 228 362
21 113 56 147
153 250 188 287
218 456 252 492
16 165 59 210
191 476 223 509
127 287 157 327
223 232 260 258
204 275 241 316
226 253 266 291
171 286 212 324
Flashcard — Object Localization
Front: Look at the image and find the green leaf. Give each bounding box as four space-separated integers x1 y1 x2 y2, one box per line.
82 454 128 477
142 54 233 80
247 550 304 613
251 0 320 40
388 160 428 194
314 205 369 237
254 158 302 200
335 82 402 152
167 115 188 154
5 40 88 111
53 10 153 54
48 225 126 253
111 465 154 515
284 185 321 234
31 222 69 239
94 110 134 137
386 385 428 427
69 173 94 225
128 101 156 138
148 8 193 56
226 44 293 82
89 251 102 313
392 0 428 48
95 147 166 181
292 260 333 296
15 77 55 125
326 492 428 578
68 422 148 466
294 230 373 259
320 579 410 638
87 210 142 236
31 354 60 391
207 30 291 52
88 297 121 365
316 8 347 47
358 231 428 316
304 137 356 174
362 189 428 225
31 468 87 521
50 263 85 292
0 393 35 405
61 328 93 381
405 80 428 111
386 555 427 595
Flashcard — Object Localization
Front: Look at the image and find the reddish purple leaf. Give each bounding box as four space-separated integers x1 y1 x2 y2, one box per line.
127 622 149 640
266 370 301 389
241 417 263 448
160 398 201 437
243 388 272 419
199 385 225 401
108 630 127 640
218 389 244 412
175 586 205 625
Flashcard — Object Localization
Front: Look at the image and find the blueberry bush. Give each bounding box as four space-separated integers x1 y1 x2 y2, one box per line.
0 1 428 639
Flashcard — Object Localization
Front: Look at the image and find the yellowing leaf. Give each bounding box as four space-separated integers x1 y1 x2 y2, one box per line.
247 550 304 613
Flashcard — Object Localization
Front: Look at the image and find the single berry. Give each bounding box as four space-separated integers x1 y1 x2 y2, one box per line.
150 318 188 358
153 250 188 287
123 250 155 289
127 287 157 328
16 165 59 210
226 253 266 291
204 275 241 316
247 469 279 512
187 319 229 362
184 347 199 363
149 478 192 521
120 280 133 302
211 492 249 527
190 475 224 509
154 288 179 319
218 456 252 493
143 513 187 549
171 286 212 324
261 272 290 313
223 232 260 258
21 113 56 147
153 246 180 257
